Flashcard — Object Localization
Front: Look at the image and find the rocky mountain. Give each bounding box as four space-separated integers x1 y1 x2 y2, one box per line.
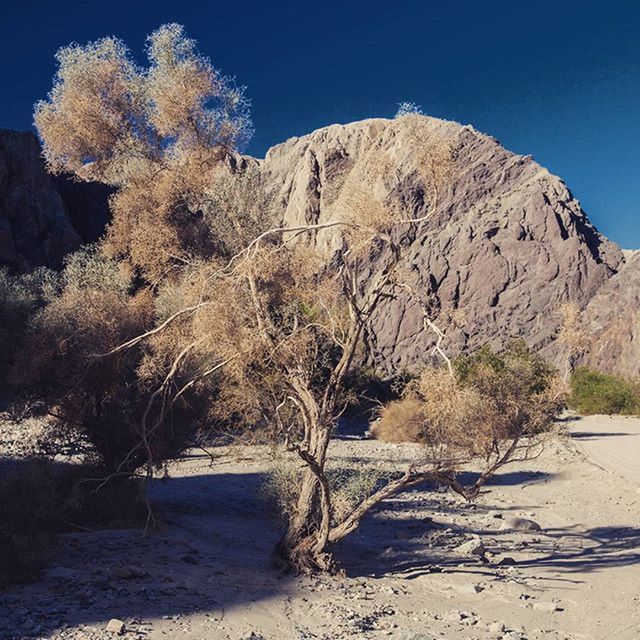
2 119 636 376
0 130 110 269
261 116 635 376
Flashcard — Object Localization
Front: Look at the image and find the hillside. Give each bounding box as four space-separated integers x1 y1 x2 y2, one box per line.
261 116 635 375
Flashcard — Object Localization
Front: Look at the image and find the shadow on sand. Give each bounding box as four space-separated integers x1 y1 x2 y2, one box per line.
1 456 639 636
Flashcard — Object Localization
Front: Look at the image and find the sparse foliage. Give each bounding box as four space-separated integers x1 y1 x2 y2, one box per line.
395 101 423 118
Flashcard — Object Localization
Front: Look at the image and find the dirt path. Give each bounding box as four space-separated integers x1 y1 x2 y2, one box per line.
567 414 640 482
1 418 639 640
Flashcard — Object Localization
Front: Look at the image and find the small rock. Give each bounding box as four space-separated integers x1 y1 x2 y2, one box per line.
502 632 521 640
533 601 560 612
455 539 486 557
47 567 78 581
180 554 198 564
497 556 517 566
126 565 148 578
105 618 126 634
444 610 468 623
111 567 133 579
500 517 541 532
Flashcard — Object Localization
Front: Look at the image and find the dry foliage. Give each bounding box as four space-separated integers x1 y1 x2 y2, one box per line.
35 23 252 282
375 343 565 495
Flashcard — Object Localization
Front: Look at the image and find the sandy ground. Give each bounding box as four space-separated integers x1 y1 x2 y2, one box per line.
1 414 639 640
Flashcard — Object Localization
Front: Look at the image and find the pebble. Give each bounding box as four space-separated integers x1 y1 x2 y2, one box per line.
105 618 126 634
500 517 542 532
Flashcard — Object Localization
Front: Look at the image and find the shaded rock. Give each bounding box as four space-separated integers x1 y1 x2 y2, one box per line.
500 517 541 532
580 250 640 377
496 556 517 566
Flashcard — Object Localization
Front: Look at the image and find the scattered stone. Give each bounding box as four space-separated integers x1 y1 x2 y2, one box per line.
497 556 517 566
111 567 133 579
455 538 486 557
105 618 126 634
533 601 560 612
126 565 148 578
500 517 541 532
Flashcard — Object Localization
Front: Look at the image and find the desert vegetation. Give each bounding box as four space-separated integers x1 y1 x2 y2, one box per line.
0 21 622 591
569 367 640 416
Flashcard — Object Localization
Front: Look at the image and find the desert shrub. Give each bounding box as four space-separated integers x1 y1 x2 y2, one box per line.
0 267 59 394
261 453 392 528
375 343 564 457
569 368 640 415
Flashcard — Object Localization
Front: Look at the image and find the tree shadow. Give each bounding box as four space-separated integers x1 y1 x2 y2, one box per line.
571 431 635 439
0 463 296 638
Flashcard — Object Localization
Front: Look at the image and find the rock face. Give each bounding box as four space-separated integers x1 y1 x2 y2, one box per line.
580 250 640 377
0 130 110 269
261 116 628 374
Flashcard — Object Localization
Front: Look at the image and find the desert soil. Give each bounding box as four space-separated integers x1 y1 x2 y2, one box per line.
0 414 639 640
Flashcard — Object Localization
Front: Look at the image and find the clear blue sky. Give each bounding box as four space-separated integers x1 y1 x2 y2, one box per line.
1 0 639 248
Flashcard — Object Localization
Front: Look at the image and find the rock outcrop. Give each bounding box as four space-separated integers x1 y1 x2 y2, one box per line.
0 130 110 269
580 250 640 377
260 116 630 374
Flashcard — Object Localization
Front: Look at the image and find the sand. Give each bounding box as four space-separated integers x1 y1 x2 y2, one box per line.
0 414 639 640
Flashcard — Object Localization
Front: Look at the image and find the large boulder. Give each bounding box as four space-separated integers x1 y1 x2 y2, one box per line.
260 116 626 374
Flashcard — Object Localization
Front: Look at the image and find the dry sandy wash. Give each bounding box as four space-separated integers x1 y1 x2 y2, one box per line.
0 414 639 640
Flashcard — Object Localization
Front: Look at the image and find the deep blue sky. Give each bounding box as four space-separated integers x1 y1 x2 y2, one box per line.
1 1 638 248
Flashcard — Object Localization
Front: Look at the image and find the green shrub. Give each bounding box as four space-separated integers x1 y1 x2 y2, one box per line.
569 368 640 415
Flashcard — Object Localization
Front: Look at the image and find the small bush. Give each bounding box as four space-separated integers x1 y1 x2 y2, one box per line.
374 342 564 448
261 453 392 527
569 368 640 415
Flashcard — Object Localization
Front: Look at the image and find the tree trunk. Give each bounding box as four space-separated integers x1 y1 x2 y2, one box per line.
274 423 337 574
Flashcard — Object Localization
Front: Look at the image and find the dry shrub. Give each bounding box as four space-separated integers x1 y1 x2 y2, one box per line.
261 453 392 528
375 343 564 470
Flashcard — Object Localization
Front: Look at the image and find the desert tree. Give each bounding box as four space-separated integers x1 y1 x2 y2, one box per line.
101 117 563 573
